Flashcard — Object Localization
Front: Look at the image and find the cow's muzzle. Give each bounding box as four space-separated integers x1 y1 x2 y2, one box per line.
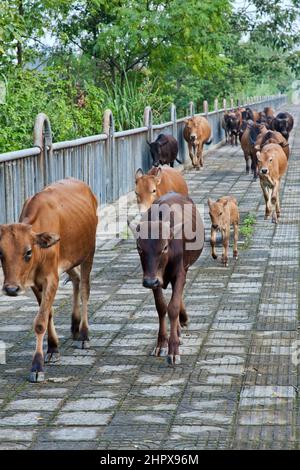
260 168 268 175
212 224 219 230
3 284 21 297
143 278 160 289
190 135 196 142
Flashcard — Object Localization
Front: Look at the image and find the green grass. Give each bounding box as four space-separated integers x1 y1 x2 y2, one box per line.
240 212 256 248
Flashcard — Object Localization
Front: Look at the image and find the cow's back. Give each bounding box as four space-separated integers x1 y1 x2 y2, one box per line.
20 178 98 271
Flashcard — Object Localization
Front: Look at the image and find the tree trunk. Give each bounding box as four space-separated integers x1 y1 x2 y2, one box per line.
17 0 24 67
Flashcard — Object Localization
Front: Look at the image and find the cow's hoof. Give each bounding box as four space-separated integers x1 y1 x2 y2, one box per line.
29 371 45 383
45 352 60 364
167 355 181 366
72 340 90 349
212 254 218 260
151 346 168 357
234 255 238 260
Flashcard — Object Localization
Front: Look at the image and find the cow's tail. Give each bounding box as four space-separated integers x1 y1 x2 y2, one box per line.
206 137 213 145
176 158 182 164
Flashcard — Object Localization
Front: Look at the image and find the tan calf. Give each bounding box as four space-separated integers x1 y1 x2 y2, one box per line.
208 196 239 267
135 166 188 212
257 143 288 223
183 116 212 169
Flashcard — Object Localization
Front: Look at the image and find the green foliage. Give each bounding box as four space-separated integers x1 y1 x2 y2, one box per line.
240 213 256 247
0 0 299 151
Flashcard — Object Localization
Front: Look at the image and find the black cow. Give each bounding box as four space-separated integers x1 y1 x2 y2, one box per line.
271 112 294 141
147 134 181 167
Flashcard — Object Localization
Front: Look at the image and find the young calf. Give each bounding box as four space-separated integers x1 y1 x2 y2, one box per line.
129 192 204 365
257 143 288 223
0 178 98 382
208 196 239 267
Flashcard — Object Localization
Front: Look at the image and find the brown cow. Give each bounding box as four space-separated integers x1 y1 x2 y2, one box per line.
208 196 239 267
129 192 204 365
257 144 288 223
240 121 264 177
264 107 275 127
183 116 212 169
255 129 289 159
0 178 98 382
135 166 188 212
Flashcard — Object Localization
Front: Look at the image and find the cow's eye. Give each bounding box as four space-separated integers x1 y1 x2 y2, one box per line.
152 189 156 193
219 212 223 216
162 245 168 253
24 249 32 262
269 158 273 162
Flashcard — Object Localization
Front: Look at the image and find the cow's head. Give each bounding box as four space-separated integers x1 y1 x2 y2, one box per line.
256 147 276 177
135 168 162 212
0 223 60 296
128 220 181 289
275 118 289 139
184 117 200 144
208 198 229 230
147 139 168 166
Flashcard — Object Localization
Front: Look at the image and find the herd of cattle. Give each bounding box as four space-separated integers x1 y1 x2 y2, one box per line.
0 105 293 380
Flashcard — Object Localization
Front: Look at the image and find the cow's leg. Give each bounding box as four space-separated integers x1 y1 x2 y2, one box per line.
188 143 195 166
170 161 174 168
30 276 58 382
67 268 81 340
271 181 281 221
265 186 273 220
210 228 218 259
251 155 258 179
198 144 204 168
178 300 188 345
152 287 168 356
244 153 250 173
31 286 59 363
167 273 186 365
261 183 271 219
221 227 229 267
78 252 94 348
233 223 239 259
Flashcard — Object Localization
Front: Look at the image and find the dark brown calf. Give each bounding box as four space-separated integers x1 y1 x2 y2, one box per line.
129 192 204 365
0 178 98 382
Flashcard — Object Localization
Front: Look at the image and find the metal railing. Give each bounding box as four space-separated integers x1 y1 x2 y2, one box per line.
0 94 287 224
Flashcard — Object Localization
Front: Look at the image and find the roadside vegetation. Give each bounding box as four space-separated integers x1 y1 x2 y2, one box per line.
240 213 257 248
0 1 299 152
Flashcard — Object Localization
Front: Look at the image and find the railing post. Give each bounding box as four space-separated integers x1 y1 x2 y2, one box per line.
230 98 234 109
214 98 218 111
103 109 115 203
189 101 195 117
143 106 153 143
203 100 208 115
33 113 53 189
170 103 177 137
223 98 227 110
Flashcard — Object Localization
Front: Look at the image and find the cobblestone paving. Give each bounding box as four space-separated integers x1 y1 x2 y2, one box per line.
0 105 299 450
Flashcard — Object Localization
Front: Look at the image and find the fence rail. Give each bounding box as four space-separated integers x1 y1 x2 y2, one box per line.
0 94 287 224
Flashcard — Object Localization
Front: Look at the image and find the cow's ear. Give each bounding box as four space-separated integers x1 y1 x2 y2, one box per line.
254 144 260 151
256 151 261 161
207 198 213 209
184 119 189 124
135 168 144 180
127 220 140 239
155 167 162 185
34 232 60 248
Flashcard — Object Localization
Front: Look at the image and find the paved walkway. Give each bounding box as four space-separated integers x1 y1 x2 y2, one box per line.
0 105 299 450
